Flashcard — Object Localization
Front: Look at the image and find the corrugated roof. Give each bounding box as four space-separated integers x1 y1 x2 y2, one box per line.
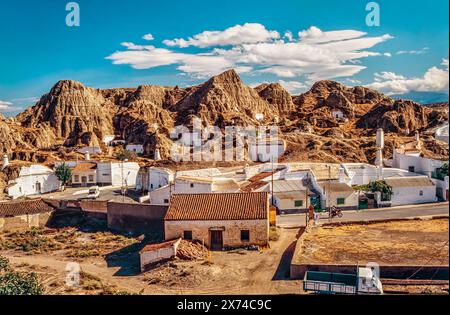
320 182 355 193
0 199 54 218
73 162 97 172
384 176 435 188
165 192 269 221
274 191 307 200
272 180 305 193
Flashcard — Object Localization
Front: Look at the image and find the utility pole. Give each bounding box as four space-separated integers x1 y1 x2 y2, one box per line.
271 157 274 206
328 165 331 220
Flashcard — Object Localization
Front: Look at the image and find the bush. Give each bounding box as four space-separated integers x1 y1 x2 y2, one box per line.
0 255 44 295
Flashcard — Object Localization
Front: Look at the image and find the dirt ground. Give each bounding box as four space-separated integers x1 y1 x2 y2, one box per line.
294 218 449 265
0 226 304 295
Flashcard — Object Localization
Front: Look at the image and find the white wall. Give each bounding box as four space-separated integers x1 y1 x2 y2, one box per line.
126 144 144 154
390 186 437 206
7 165 61 199
96 162 140 187
174 179 213 194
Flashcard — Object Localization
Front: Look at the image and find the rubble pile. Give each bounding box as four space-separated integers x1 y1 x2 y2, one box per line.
176 240 208 260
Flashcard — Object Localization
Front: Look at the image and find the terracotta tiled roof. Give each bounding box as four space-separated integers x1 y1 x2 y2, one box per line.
73 162 97 172
165 192 269 221
140 238 181 253
0 199 54 218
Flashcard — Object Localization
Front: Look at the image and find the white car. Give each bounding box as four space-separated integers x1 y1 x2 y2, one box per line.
87 186 100 199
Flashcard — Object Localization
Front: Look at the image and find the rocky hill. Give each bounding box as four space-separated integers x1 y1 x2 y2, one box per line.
1 69 448 165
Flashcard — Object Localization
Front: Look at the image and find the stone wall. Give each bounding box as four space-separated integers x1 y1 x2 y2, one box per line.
165 219 269 248
107 202 168 236
0 211 53 232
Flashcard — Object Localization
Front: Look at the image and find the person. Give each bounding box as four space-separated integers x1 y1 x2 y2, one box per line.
308 204 315 221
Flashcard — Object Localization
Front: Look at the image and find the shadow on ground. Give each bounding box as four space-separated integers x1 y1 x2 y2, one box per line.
272 227 305 281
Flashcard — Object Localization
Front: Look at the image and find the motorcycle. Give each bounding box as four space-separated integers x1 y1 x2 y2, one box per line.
330 206 343 218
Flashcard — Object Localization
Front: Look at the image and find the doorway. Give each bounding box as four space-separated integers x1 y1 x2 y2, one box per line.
210 230 223 251
81 176 87 187
35 182 41 194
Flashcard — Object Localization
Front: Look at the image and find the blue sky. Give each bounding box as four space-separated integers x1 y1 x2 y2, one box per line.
0 0 448 115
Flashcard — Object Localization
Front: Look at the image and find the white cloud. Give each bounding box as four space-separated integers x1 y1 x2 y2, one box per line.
163 23 280 48
0 100 13 111
298 26 368 43
142 33 154 41
278 80 307 94
396 47 429 55
107 24 393 80
367 59 449 95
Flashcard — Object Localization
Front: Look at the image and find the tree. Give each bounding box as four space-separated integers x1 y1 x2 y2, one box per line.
355 180 393 201
55 163 72 190
116 149 136 162
0 255 44 295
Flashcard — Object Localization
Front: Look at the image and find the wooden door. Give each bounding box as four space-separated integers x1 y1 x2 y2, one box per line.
210 230 223 251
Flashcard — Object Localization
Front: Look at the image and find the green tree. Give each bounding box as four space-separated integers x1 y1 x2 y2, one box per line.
55 163 72 190
355 180 393 201
116 149 136 161
0 255 44 295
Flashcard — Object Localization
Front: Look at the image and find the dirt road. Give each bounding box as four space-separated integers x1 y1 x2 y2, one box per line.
3 227 304 295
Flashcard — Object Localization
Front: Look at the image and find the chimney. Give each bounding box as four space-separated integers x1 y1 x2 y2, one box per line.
154 149 161 161
375 128 384 170
415 131 421 150
2 154 9 170
85 151 90 161
338 167 346 183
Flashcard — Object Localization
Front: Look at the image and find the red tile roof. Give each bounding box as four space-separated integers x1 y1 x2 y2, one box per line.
140 238 181 253
73 162 97 172
165 192 269 221
0 199 54 218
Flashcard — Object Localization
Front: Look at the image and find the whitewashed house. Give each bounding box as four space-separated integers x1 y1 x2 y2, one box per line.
102 135 116 146
331 110 344 120
77 147 102 155
96 161 140 187
435 123 449 143
136 167 174 192
384 176 437 206
126 144 144 154
7 164 61 199
148 176 240 206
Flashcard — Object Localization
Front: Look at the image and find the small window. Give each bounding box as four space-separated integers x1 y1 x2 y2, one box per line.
88 175 94 182
190 183 194 188
408 166 415 173
337 198 345 205
163 199 169 203
294 200 303 207
150 184 154 189
74 175 80 182
183 231 192 240
241 230 250 242
419 190 424 196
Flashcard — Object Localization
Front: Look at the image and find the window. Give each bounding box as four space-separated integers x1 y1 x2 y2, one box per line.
150 184 154 189
163 199 169 203
183 231 192 240
419 190 424 196
294 200 303 207
337 198 345 205
241 230 250 242
74 175 79 182
408 166 415 173
190 183 194 188
88 175 94 182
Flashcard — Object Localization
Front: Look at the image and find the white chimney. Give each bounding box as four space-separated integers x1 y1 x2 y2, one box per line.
338 167 346 183
415 131 421 150
154 149 161 161
376 128 384 149
2 154 9 170
85 151 90 161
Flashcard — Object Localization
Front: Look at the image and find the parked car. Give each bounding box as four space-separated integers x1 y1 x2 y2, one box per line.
87 186 100 199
